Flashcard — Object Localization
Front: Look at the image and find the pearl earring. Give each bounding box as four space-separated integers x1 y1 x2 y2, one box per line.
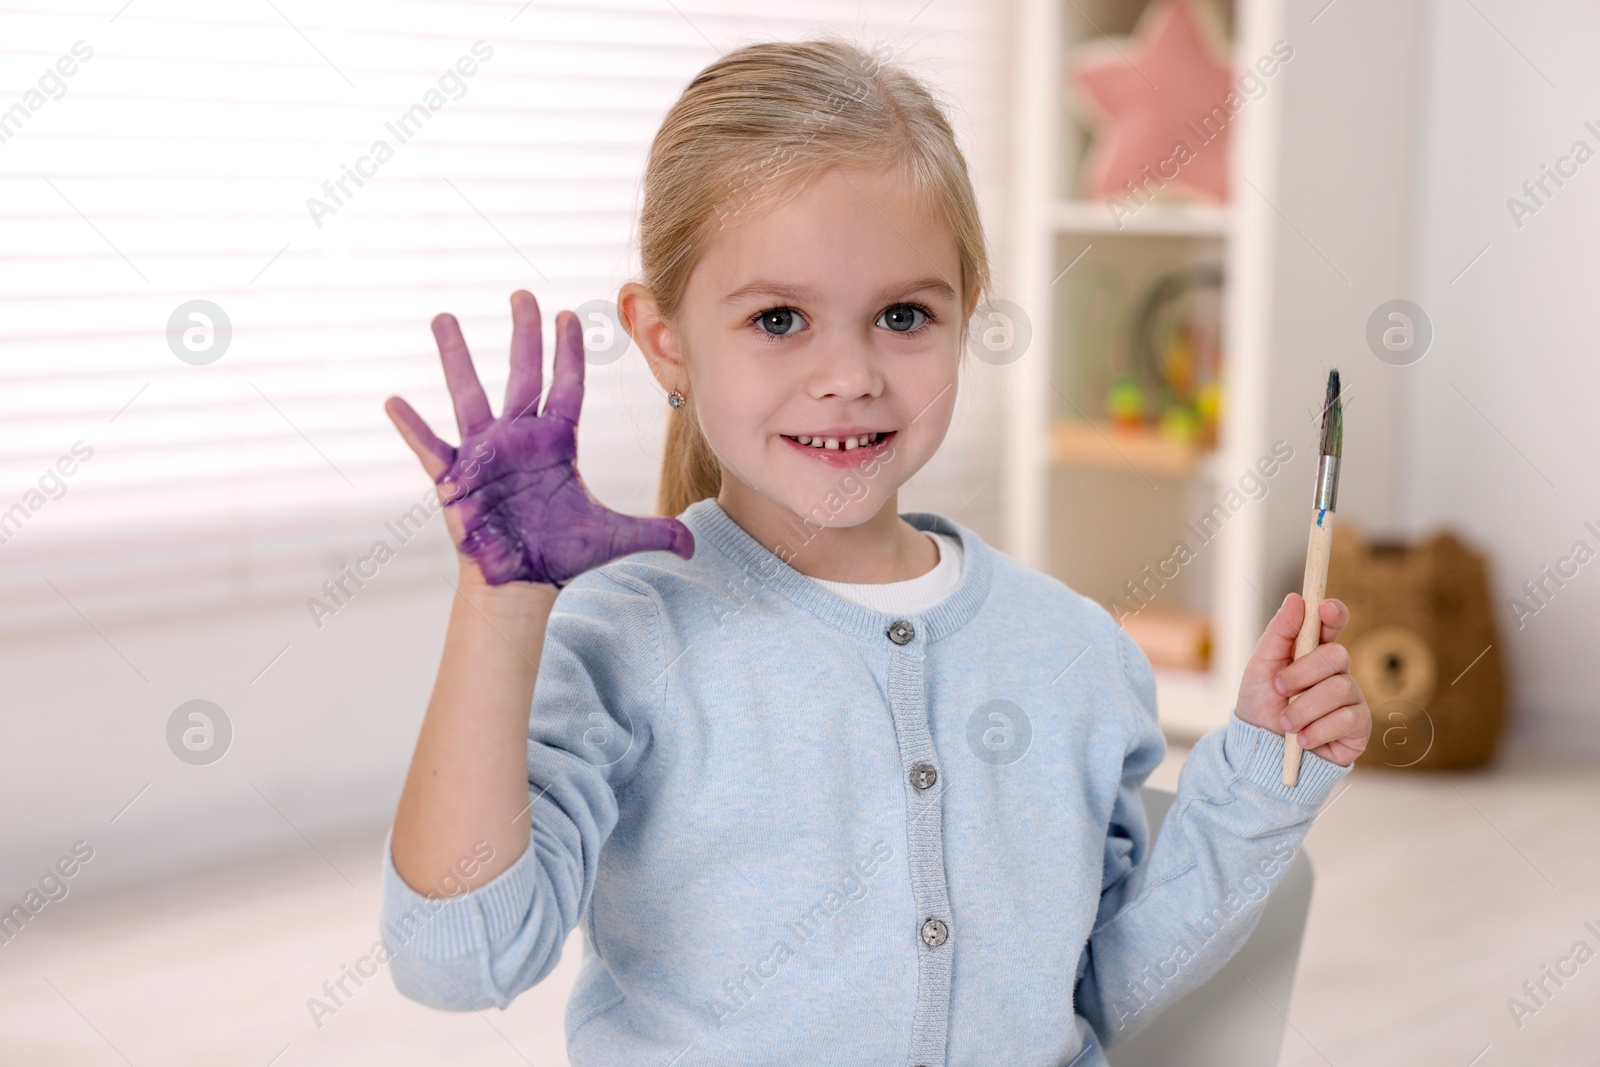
667 389 685 409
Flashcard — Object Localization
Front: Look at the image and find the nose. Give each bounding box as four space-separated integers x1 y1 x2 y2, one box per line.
806 327 884 401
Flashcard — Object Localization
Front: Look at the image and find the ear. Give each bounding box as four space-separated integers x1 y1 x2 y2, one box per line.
620 281 685 394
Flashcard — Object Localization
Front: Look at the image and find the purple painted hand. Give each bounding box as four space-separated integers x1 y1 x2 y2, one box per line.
384 290 694 588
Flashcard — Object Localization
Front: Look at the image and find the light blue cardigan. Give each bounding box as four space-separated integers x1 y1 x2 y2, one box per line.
379 498 1350 1066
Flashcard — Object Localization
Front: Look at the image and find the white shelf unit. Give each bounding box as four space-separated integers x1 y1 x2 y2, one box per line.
1006 0 1286 741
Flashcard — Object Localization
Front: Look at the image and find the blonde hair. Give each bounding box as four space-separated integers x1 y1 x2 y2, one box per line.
635 36 993 517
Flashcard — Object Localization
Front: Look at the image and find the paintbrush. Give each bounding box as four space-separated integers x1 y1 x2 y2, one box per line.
1283 370 1343 786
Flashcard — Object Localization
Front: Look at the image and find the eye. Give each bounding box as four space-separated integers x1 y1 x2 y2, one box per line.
877 302 935 334
750 306 806 339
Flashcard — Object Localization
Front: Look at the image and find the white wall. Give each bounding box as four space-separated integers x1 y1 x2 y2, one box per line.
1405 0 1600 753
1168 0 1596 756
1255 0 1431 577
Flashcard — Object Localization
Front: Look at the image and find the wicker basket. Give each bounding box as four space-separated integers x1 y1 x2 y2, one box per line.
1325 523 1507 770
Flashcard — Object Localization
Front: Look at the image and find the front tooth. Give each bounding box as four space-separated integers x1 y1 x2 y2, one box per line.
824 437 839 450
844 436 858 450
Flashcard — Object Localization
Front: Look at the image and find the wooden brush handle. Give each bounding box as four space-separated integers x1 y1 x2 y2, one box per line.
1283 510 1334 786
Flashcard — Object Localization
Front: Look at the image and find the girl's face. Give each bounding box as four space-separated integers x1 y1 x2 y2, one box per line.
648 164 969 533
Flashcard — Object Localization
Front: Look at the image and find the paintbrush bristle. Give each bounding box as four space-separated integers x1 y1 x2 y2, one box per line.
1319 369 1342 458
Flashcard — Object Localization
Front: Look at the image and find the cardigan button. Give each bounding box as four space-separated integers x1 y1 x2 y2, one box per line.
886 619 915 645
910 763 937 790
920 917 948 947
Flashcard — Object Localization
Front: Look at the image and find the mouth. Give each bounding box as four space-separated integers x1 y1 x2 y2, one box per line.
781 430 896 465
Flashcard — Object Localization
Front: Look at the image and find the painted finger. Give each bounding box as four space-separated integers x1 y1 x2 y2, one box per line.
542 310 586 425
433 313 495 436
384 396 456 480
610 515 696 561
503 290 544 422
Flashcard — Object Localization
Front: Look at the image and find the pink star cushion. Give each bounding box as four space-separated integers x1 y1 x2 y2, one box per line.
1069 0 1234 202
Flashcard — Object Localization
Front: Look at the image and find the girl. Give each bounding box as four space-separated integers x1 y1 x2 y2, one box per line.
379 37 1370 1066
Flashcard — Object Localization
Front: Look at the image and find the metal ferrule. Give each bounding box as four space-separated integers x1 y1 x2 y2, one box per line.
1314 454 1340 512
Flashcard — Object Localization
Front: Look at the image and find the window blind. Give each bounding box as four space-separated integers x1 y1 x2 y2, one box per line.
0 0 1004 642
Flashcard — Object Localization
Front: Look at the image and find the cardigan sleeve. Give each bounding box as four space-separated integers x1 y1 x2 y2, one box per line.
377 569 664 1012
1072 625 1352 1047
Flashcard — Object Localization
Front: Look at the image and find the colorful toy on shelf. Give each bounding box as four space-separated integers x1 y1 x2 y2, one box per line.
1161 317 1196 398
1102 263 1224 448
1195 379 1222 434
1067 0 1234 204
1158 403 1198 443
1106 376 1146 431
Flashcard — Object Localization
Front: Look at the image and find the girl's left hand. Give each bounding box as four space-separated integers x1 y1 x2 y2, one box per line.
1234 592 1372 767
